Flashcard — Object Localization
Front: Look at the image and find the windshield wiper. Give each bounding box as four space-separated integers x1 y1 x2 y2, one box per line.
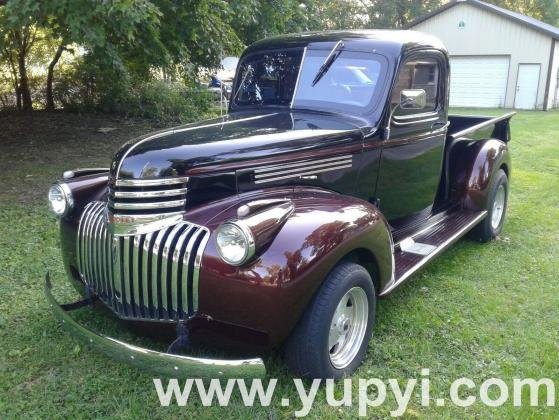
311 40 344 87
231 66 254 104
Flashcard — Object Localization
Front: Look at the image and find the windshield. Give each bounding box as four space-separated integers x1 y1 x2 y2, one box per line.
231 50 302 107
231 47 388 115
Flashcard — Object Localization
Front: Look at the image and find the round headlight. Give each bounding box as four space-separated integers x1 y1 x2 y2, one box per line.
48 183 73 217
215 222 255 266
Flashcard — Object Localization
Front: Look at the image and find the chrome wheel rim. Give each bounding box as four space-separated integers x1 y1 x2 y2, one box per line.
328 287 368 369
491 184 506 230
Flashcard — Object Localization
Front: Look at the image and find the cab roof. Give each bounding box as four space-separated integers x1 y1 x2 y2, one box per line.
243 30 447 57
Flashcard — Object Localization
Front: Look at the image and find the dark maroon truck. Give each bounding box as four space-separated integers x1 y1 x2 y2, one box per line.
46 30 513 379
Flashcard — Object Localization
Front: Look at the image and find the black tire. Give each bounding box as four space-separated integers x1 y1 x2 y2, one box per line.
284 262 376 379
470 169 508 242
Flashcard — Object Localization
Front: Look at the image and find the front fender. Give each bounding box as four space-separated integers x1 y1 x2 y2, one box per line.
449 138 510 211
197 187 393 346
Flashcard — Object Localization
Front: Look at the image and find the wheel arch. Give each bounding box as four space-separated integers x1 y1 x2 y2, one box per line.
499 162 510 178
338 248 381 294
448 138 510 211
197 186 393 346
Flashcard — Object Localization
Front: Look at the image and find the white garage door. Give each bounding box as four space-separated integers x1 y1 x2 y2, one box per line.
449 56 509 108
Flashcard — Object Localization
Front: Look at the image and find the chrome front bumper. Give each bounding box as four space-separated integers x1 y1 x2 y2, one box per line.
45 274 266 379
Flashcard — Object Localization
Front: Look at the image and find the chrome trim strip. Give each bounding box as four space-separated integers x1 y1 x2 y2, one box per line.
393 111 439 121
76 202 90 273
85 203 101 285
255 159 352 180
161 223 184 313
171 225 193 315
111 187 188 198
79 202 92 279
46 274 266 379
151 228 167 318
112 236 123 309
132 235 142 314
101 224 111 301
122 237 132 311
110 211 185 222
392 116 439 126
115 177 188 187
254 163 352 184
109 199 186 210
108 212 185 237
95 203 106 291
63 168 110 180
108 176 189 235
93 209 104 293
141 232 153 315
104 224 113 309
192 229 210 311
183 228 204 315
253 155 352 174
381 211 487 296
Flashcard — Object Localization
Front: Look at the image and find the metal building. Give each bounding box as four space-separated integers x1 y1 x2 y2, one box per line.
408 0 559 109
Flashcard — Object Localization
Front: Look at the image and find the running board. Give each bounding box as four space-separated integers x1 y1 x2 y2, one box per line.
380 210 487 296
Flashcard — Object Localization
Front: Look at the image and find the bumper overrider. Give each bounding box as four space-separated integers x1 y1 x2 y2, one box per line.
45 273 266 379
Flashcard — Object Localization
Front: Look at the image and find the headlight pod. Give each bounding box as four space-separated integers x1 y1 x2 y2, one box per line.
215 221 255 266
48 182 73 217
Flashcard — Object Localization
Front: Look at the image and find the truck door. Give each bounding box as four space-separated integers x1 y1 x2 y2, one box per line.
376 53 448 223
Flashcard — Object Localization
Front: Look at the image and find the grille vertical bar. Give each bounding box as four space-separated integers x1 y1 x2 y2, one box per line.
142 232 153 317
132 235 142 317
75 201 209 322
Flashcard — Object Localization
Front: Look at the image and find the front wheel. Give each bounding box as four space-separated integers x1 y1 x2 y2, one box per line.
471 169 509 242
284 262 376 379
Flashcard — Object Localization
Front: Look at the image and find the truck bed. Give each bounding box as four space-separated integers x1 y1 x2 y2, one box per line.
447 112 515 142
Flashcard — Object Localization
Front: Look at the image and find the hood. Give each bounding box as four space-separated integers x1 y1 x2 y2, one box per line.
111 110 370 180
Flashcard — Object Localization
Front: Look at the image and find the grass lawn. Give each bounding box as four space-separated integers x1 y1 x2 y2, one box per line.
0 109 558 418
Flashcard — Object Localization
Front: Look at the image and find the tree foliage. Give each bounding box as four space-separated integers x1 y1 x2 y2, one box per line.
1 0 558 115
486 0 559 26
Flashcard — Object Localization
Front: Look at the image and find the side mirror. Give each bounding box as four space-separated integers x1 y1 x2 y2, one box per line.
400 89 426 109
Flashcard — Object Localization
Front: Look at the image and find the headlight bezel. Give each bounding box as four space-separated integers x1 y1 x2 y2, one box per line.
48 182 74 217
215 220 256 266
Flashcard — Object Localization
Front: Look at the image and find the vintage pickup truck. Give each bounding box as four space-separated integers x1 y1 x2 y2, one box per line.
46 30 513 379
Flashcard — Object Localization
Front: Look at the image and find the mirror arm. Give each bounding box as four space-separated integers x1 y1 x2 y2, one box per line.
383 102 402 141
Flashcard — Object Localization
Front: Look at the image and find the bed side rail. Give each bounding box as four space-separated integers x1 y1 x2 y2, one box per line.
448 112 516 142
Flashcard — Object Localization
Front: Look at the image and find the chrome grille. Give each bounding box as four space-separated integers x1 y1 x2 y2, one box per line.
108 176 188 213
76 201 210 321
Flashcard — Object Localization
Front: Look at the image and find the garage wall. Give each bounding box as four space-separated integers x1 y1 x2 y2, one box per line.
411 2 552 109
547 40 559 108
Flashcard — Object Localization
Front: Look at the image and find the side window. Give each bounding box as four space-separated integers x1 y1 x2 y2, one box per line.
391 58 440 116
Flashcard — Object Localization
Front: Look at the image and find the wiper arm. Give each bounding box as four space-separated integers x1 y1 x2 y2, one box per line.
231 66 253 104
311 40 344 87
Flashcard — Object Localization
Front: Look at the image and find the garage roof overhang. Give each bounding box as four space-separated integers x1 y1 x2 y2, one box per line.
407 0 559 40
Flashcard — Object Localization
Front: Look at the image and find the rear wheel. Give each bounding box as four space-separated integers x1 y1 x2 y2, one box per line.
284 262 376 379
471 169 508 242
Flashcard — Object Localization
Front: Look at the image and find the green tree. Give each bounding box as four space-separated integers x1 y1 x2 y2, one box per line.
1 0 257 110
153 0 251 80
0 0 41 110
360 0 442 28
486 0 559 26
38 0 162 110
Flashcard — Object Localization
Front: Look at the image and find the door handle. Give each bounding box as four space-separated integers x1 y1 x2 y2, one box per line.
431 121 446 131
